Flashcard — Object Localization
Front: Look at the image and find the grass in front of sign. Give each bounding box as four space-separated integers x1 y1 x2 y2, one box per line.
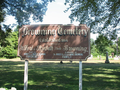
0 60 120 90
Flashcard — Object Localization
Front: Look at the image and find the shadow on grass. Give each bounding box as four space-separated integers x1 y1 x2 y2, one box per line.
0 61 120 90
0 61 24 89
82 63 120 90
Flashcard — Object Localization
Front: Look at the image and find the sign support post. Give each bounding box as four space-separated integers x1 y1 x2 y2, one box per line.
79 61 82 90
24 60 28 90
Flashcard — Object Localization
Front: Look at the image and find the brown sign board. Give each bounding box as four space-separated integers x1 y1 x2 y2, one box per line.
18 24 90 61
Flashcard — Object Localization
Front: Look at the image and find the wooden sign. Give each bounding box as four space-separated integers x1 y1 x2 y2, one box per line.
18 24 90 61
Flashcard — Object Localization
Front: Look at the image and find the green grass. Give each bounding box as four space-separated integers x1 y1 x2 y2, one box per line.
0 60 120 90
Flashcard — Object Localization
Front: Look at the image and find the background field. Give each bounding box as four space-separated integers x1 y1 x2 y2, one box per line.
0 59 120 90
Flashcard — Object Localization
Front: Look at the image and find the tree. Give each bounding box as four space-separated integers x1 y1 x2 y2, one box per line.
0 25 12 47
90 39 95 52
0 0 54 26
0 24 19 58
116 37 120 55
95 34 113 55
90 39 98 56
64 0 120 39
1 30 18 58
0 2 6 46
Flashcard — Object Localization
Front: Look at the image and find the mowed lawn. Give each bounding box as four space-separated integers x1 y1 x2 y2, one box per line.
0 59 120 90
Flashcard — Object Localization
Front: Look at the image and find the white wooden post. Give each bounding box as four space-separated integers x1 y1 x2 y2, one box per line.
24 60 28 90
79 61 82 90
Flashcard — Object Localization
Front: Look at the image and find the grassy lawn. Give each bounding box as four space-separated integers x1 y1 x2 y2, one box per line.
0 59 120 90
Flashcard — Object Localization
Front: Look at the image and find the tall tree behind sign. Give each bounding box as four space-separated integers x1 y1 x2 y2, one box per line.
0 0 54 26
64 0 120 39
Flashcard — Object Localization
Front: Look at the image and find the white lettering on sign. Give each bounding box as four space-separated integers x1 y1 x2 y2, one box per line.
21 25 89 37
57 26 88 36
63 45 88 53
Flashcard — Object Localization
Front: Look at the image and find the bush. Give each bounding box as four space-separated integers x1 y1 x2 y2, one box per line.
92 52 99 57
2 46 17 58
0 46 4 57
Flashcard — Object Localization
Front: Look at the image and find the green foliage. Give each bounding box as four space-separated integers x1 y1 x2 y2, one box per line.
4 31 18 49
111 43 117 55
0 46 3 57
2 46 17 58
0 9 5 23
117 37 120 55
95 34 113 55
90 38 95 51
0 0 54 26
0 25 13 47
90 39 99 56
90 35 119 56
106 46 114 55
91 47 99 57
0 29 18 58
65 0 120 39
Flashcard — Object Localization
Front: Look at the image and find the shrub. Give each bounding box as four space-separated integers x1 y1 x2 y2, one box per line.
0 46 3 57
2 46 17 58
92 52 99 57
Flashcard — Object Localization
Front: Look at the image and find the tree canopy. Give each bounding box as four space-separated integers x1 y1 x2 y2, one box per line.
95 34 113 55
65 0 120 39
0 0 53 26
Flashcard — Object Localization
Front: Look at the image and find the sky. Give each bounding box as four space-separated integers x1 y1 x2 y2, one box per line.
2 0 99 40
30 0 79 25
